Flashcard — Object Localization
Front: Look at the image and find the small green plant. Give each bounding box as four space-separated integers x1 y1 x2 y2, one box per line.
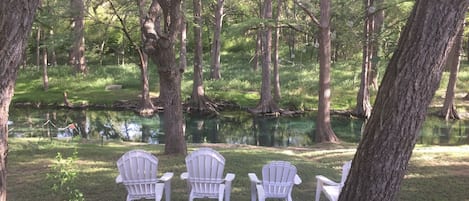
47 149 84 201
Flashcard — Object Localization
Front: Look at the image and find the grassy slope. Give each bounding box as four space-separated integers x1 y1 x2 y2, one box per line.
7 138 469 201
14 56 469 112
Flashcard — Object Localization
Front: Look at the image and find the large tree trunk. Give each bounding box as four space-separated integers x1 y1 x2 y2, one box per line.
339 1 468 201
249 0 280 114
315 0 338 142
143 0 187 155
209 0 224 80
0 1 39 200
137 0 155 115
353 0 374 119
71 0 87 74
439 21 463 120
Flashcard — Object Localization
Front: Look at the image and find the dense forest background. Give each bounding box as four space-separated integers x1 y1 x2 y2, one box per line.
14 0 469 119
29 0 413 67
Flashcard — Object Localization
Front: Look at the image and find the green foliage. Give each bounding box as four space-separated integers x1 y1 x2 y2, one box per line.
47 149 84 201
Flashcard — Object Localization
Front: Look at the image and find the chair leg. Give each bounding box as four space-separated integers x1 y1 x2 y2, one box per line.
250 182 257 201
164 182 171 201
315 180 323 201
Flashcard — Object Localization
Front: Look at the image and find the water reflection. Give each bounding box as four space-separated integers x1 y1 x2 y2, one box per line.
7 107 469 147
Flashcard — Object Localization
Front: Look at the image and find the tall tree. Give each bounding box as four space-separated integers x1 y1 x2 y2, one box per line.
439 20 464 120
42 46 49 91
137 0 156 115
0 1 40 200
369 0 384 90
143 0 187 155
339 1 469 200
70 0 88 74
109 0 155 115
179 0 187 70
353 0 375 119
188 0 218 114
252 1 263 72
315 0 338 142
272 0 282 102
249 0 281 114
209 0 225 80
296 0 338 142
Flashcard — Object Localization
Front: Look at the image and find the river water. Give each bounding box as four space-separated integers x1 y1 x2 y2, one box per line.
7 107 469 147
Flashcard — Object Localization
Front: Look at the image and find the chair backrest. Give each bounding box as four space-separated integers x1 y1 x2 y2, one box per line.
185 148 226 196
339 160 352 188
117 150 160 196
261 161 297 198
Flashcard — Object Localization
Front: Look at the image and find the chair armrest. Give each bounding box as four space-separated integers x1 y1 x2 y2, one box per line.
160 172 174 182
115 174 122 183
180 172 188 180
294 174 302 185
248 173 261 183
256 184 266 201
316 175 339 186
225 173 235 182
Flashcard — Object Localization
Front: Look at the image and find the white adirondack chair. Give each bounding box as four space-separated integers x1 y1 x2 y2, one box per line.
315 160 352 201
180 148 236 201
116 150 174 201
248 161 302 201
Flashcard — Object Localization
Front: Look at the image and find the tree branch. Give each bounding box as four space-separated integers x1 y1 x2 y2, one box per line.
294 0 320 26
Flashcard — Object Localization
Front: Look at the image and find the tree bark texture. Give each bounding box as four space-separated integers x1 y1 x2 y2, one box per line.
339 1 469 201
71 0 87 74
143 0 187 155
210 0 224 80
0 1 40 200
439 21 463 120
316 0 338 142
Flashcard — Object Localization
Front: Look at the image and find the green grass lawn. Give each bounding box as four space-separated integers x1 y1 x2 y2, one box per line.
7 138 469 201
